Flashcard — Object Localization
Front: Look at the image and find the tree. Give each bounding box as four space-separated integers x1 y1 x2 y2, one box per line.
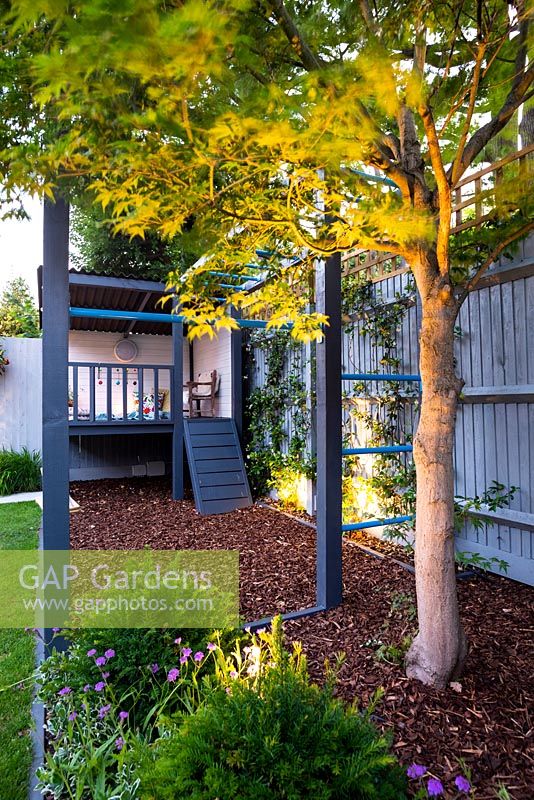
71 201 196 281
1 0 533 687
0 277 40 337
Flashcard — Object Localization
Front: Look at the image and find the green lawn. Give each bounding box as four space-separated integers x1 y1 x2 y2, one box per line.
0 502 40 800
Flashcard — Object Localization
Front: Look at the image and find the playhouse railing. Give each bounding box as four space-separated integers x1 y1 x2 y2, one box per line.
341 144 534 283
68 362 174 424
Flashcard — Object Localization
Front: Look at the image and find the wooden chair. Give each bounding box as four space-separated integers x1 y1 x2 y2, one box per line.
183 370 220 417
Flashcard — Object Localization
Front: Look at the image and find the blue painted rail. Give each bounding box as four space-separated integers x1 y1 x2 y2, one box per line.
70 307 293 330
342 514 414 532
342 444 413 455
342 373 421 381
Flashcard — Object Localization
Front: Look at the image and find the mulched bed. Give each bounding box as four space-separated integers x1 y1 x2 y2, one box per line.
70 478 534 799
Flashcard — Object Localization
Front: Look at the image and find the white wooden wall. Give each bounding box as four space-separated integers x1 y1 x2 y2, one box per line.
0 337 42 453
69 331 186 417
192 329 232 417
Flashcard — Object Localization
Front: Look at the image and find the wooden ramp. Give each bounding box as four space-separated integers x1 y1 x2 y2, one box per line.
183 417 253 515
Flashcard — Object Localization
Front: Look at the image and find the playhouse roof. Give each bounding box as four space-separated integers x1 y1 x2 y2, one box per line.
38 268 173 336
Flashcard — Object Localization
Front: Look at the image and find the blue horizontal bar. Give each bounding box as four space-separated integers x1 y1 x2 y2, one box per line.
342 373 421 382
70 307 293 330
71 307 184 324
349 167 400 189
238 319 293 330
342 514 414 532
342 444 413 455
208 271 261 282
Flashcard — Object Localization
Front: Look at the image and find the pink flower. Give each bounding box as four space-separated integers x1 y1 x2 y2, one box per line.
207 642 216 651
181 647 192 658
174 637 182 645
167 668 180 682
194 651 204 662
229 670 238 679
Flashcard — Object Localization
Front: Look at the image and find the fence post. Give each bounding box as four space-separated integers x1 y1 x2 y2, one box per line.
315 253 343 609
172 306 184 500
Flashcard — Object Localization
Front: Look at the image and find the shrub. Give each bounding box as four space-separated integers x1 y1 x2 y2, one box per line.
0 448 41 495
139 618 407 800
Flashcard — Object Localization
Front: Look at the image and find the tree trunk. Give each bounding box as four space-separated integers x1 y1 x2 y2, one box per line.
405 290 468 688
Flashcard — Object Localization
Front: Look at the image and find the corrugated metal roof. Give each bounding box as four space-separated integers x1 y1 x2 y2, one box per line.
66 270 173 335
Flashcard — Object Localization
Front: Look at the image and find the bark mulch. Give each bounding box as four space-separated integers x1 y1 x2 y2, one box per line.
70 478 534 799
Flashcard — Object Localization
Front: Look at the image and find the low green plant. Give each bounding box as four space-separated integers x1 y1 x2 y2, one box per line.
36 631 233 799
139 617 407 800
0 447 41 495
0 501 40 800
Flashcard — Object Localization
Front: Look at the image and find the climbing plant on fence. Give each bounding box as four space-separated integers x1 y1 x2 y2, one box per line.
341 274 418 536
342 274 516 573
244 330 314 505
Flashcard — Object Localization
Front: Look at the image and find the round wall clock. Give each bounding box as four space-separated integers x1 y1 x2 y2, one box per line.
113 338 138 363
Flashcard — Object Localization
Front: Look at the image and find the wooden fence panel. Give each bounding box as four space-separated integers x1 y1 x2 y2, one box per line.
247 246 534 586
0 337 42 454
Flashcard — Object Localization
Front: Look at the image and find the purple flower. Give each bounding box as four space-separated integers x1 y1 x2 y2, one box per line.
455 776 471 793
52 627 61 633
229 670 238 679
174 637 182 645
181 647 192 658
179 655 188 664
95 656 107 667
83 684 91 693
104 649 115 659
194 651 204 662
58 686 72 697
68 711 77 721
407 763 427 779
87 648 97 657
115 736 125 751
118 710 129 721
207 642 216 651
98 704 111 719
427 778 444 797
94 681 105 692
150 663 159 674
102 672 110 679
167 668 180 683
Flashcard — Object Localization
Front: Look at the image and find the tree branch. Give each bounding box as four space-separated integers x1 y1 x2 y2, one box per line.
456 219 534 305
450 41 486 185
269 0 325 71
450 11 534 182
267 0 412 195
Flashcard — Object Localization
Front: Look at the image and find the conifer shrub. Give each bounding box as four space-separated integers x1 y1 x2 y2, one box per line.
138 617 407 800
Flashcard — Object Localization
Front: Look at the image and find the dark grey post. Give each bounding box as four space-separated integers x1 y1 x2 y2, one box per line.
315 253 343 609
172 310 184 500
230 309 243 435
42 197 70 551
